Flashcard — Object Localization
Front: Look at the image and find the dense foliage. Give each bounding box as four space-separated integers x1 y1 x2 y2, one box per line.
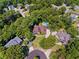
65 38 79 59
0 0 79 59
0 45 29 59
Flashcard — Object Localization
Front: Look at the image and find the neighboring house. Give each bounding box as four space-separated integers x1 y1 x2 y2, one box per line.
3 4 30 17
19 9 26 17
17 4 30 17
65 9 72 13
74 6 79 10
70 14 78 21
4 37 22 47
33 25 46 35
62 4 71 9
56 29 71 45
8 5 15 10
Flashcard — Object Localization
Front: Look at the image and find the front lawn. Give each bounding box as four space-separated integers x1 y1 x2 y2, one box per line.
32 35 45 48
39 36 57 49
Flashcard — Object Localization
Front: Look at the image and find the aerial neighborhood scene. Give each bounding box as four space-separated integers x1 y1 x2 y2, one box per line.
0 0 79 59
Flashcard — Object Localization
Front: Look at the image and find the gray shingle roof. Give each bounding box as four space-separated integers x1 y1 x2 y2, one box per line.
4 37 22 47
57 31 71 45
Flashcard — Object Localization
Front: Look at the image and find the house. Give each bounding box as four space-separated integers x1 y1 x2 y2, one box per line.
4 37 22 47
33 25 46 35
17 4 30 17
65 9 72 13
74 6 79 10
19 9 26 17
70 14 78 21
56 29 71 45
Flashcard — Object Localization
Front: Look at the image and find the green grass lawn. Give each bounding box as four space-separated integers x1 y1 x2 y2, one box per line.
32 35 44 48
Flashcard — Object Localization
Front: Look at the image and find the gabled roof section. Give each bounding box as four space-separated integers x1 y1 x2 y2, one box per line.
4 37 22 47
56 30 71 45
